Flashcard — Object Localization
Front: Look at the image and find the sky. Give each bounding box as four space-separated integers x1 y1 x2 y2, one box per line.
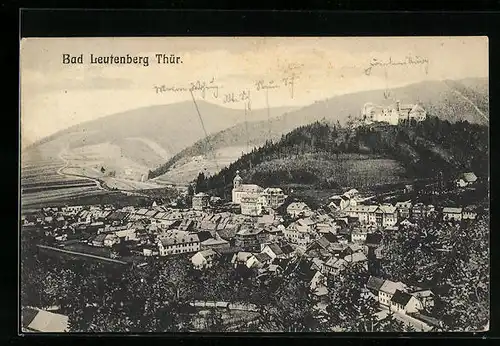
20 36 488 148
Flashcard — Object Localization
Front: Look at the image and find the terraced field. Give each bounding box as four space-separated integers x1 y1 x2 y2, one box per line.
21 144 105 209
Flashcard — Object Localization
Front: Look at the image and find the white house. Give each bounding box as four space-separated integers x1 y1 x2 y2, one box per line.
344 205 378 224
390 289 424 315
231 251 254 268
192 192 210 211
114 228 137 242
240 193 263 216
157 231 200 256
261 243 295 260
442 207 463 222
310 271 328 296
287 202 313 218
351 229 368 243
329 195 351 211
22 307 69 332
261 187 287 208
323 257 348 277
284 222 316 248
410 289 435 309
362 101 426 125
375 204 398 227
191 249 218 270
246 252 272 269
378 280 408 307
343 252 368 270
103 233 120 247
462 207 477 220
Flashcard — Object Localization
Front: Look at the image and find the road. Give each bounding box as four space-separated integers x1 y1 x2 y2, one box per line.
38 244 129 265
57 146 106 191
376 306 433 331
56 146 155 198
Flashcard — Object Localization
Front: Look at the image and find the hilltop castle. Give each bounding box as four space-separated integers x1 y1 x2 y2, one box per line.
361 100 427 125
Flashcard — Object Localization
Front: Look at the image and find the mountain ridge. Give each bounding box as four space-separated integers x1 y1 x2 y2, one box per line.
149 77 489 183
198 116 489 200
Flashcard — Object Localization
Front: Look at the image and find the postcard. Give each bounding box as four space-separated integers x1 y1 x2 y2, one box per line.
20 36 489 333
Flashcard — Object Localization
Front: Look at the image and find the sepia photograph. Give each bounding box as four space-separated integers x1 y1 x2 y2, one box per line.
20 36 489 333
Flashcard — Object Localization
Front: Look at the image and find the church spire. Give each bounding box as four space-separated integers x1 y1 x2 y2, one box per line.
233 170 242 189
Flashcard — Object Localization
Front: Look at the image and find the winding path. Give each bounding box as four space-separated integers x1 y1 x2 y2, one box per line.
57 146 106 191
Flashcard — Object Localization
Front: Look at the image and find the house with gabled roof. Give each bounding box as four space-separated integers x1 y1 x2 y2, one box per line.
378 280 408 307
246 252 273 269
287 202 313 218
410 288 435 309
89 233 107 247
344 251 368 264
462 206 478 220
200 237 230 251
323 257 348 276
462 172 478 184
261 242 295 260
191 249 219 270
344 205 378 224
234 227 266 252
390 289 423 315
442 207 463 222
283 222 316 248
21 307 69 332
231 251 253 268
157 231 200 256
375 204 398 228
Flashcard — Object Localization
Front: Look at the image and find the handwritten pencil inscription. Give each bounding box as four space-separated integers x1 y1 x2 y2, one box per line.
364 55 430 76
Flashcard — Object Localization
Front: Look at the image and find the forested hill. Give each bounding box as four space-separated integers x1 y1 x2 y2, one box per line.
199 116 488 197
148 77 488 183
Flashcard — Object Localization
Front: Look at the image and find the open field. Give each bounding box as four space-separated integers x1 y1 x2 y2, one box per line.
21 187 108 209
248 154 409 189
61 243 114 258
21 140 172 211
154 145 250 184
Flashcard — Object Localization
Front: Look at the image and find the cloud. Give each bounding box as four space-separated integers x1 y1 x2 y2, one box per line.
20 37 488 145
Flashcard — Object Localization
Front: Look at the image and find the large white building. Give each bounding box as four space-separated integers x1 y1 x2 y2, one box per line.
157 231 200 256
362 100 427 125
283 222 317 248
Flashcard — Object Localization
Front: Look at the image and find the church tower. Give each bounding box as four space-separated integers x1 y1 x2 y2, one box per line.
232 170 243 203
233 170 242 189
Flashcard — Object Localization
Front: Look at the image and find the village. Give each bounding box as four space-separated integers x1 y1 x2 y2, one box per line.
21 164 486 332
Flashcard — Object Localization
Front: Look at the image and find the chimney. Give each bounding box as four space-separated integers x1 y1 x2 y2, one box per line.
396 100 400 111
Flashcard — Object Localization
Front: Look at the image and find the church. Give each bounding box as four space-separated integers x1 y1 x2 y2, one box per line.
231 171 287 216
232 170 264 204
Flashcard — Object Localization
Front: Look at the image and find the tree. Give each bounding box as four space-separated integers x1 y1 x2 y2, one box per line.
202 308 225 332
438 216 489 331
195 172 207 193
323 263 380 332
375 312 407 332
258 273 321 332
